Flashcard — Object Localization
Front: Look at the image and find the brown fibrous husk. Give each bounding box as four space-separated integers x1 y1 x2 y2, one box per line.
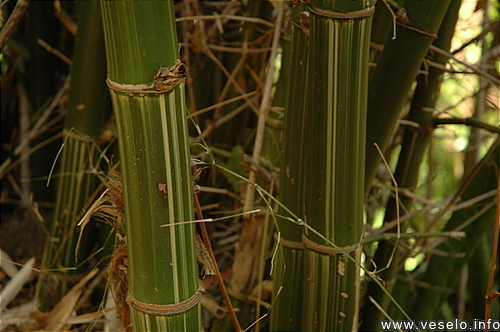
77 172 131 330
108 241 130 330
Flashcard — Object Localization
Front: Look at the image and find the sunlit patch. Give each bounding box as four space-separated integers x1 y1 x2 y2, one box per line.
405 253 425 271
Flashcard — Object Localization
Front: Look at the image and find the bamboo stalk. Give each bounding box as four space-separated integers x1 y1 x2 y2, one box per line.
270 3 309 330
361 1 462 328
300 1 374 330
100 1 201 331
39 0 110 305
364 0 451 196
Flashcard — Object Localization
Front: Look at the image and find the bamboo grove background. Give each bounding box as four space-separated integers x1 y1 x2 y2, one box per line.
0 1 499 331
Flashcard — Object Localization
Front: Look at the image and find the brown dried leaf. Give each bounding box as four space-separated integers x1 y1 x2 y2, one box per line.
44 268 98 331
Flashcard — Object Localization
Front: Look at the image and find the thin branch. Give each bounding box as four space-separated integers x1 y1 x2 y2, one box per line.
373 143 401 273
179 42 273 54
432 117 500 134
402 137 500 263
364 231 465 244
452 20 500 55
175 14 274 29
381 0 397 40
37 38 73 65
0 131 64 180
211 48 251 122
370 188 497 237
417 201 495 257
193 92 261 143
13 74 71 156
195 19 259 116
243 3 284 213
187 91 257 119
429 44 500 87
198 186 243 202
0 0 29 50
205 44 272 54
54 0 77 36
193 193 242 332
368 296 404 332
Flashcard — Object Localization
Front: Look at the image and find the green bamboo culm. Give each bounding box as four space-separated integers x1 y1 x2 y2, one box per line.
364 0 451 195
100 1 201 331
361 1 462 329
301 1 374 331
41 0 109 280
270 3 309 331
368 0 404 79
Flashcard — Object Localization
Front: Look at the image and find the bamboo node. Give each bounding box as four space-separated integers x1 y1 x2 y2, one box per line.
302 234 358 254
153 59 186 92
275 233 304 250
106 59 186 94
307 5 375 19
62 128 97 143
126 281 205 316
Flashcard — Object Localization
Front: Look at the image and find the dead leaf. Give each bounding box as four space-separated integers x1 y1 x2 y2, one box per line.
44 268 98 331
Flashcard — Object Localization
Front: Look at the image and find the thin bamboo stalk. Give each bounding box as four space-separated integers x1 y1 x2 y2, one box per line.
368 0 403 77
270 3 308 330
39 0 109 303
364 0 451 196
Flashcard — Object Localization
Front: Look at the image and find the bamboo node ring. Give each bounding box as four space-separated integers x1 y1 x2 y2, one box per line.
126 281 205 316
307 5 375 19
302 234 358 255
